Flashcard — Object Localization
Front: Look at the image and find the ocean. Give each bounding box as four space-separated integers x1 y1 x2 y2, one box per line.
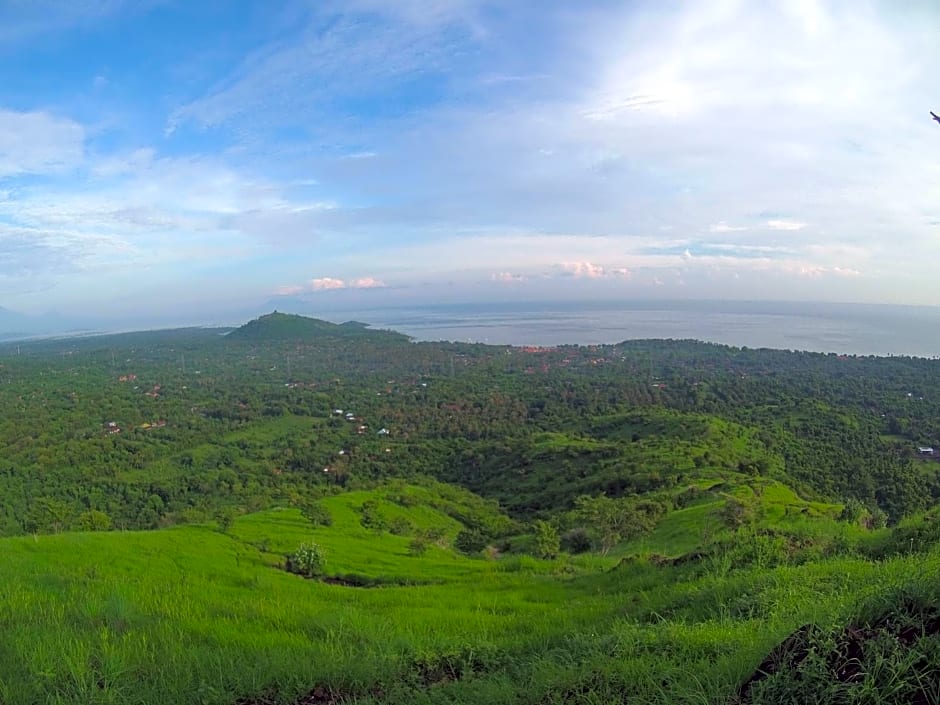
333 300 940 358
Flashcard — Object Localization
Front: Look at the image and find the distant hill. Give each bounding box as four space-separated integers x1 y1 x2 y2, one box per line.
226 311 408 342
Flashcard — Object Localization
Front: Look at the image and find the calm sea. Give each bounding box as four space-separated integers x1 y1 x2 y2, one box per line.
333 300 940 358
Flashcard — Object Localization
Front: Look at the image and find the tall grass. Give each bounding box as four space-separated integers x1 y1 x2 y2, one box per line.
0 485 936 703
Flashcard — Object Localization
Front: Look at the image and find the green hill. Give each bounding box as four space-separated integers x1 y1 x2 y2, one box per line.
1 482 940 704
226 311 408 342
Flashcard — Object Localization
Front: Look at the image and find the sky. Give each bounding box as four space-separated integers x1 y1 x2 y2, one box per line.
2 0 940 326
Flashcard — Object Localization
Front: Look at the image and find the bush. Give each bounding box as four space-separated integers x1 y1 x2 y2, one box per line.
389 516 414 536
839 499 865 525
286 542 326 577
299 500 333 527
455 528 491 554
561 527 593 554
408 535 430 556
360 499 388 532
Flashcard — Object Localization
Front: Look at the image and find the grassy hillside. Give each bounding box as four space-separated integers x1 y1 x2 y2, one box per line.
0 476 938 704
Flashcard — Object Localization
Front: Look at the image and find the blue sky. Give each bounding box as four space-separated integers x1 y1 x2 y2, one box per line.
2 0 940 324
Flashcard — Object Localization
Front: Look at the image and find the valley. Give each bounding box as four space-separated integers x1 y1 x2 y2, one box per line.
0 312 939 703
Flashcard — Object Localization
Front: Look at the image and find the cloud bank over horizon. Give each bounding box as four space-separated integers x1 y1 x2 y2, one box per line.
1 0 939 323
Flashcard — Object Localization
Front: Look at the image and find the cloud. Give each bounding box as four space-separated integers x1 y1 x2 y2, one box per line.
710 221 747 233
350 276 385 288
166 3 474 136
491 271 524 283
0 110 84 177
789 265 861 278
4 0 940 318
767 219 807 231
560 261 606 278
310 277 346 290
289 276 387 293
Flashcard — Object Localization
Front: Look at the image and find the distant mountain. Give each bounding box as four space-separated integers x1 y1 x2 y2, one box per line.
226 311 409 342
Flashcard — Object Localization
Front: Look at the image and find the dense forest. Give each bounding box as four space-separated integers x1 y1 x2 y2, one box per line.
0 312 936 536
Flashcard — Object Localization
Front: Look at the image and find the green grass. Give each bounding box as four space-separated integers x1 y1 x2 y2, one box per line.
0 482 937 704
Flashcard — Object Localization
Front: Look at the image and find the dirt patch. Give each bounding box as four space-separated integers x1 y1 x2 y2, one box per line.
734 604 940 704
320 575 375 588
734 624 819 702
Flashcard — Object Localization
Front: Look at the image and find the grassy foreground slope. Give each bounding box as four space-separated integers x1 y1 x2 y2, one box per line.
2 481 940 704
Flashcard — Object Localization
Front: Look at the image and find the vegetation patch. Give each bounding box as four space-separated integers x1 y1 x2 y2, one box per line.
737 602 940 704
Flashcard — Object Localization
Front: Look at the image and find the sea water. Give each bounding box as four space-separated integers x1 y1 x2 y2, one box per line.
336 300 940 357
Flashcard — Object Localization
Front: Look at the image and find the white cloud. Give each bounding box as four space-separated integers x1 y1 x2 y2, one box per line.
310 277 346 290
710 221 747 233
560 261 606 278
350 276 385 288
491 271 524 283
291 275 387 293
767 219 807 231
0 110 84 177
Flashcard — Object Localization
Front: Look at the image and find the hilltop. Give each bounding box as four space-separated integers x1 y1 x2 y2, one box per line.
226 311 409 342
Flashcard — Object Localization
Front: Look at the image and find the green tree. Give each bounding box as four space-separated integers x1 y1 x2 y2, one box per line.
215 507 239 534
533 519 560 559
573 494 650 556
77 510 112 532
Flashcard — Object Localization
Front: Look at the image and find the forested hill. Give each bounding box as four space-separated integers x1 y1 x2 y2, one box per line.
5 328 940 702
226 311 409 342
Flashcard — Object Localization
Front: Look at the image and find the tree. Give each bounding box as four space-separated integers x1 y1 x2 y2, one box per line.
839 499 865 525
215 507 239 534
572 494 649 556
77 510 112 532
533 520 560 559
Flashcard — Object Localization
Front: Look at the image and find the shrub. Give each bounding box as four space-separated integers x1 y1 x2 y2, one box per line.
455 528 491 554
408 535 430 556
839 499 865 525
299 500 332 527
389 516 414 536
561 527 593 554
286 542 326 578
359 499 388 532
